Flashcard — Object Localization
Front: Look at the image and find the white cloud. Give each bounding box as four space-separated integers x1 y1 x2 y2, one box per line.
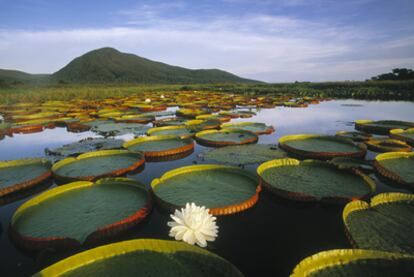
0 12 413 82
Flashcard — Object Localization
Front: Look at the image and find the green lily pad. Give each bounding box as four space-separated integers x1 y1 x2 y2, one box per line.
147 125 196 137
343 193 414 254
291 249 414 277
11 178 151 246
45 138 124 159
34 239 243 277
52 150 145 181
329 157 373 172
365 138 412 153
335 131 372 142
374 152 414 187
257 158 375 202
87 121 149 136
123 135 194 159
279 134 366 160
203 144 287 165
0 158 52 198
390 128 414 145
221 122 274 135
195 129 258 147
151 164 260 215
153 117 187 127
355 120 414 135
185 119 221 131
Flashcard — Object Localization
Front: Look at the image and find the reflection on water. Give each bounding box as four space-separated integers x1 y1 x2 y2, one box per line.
0 100 413 276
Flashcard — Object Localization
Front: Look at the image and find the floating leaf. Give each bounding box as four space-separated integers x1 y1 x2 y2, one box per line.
343 193 414 254
355 120 414 135
257 158 375 202
0 158 52 198
279 134 366 160
374 152 414 188
11 178 151 251
45 138 124 159
195 129 258 147
221 122 275 135
52 150 145 182
151 164 260 215
34 239 243 277
203 144 286 165
291 249 414 277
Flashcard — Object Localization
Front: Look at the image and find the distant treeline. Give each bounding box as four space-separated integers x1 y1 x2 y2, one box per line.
371 68 414 81
186 80 414 101
0 80 413 105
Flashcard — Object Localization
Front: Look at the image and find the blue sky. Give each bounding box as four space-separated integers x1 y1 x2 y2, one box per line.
0 0 413 82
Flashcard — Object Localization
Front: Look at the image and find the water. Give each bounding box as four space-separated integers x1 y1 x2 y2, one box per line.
1 99 413 276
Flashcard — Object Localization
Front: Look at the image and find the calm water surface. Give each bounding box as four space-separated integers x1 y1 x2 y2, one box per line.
1 99 413 276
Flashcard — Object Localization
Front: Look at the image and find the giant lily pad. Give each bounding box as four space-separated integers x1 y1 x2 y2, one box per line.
34 239 243 277
335 131 372 142
291 249 414 277
329 157 373 173
355 120 414 135
343 193 414 254
45 138 124 159
374 152 414 189
203 144 287 165
153 117 187 127
0 158 52 198
52 150 145 182
87 121 149 137
195 129 258 147
185 119 221 131
151 164 260 215
365 138 412 153
123 135 194 160
279 134 366 160
390 128 414 145
221 122 274 135
147 125 196 138
257 158 375 202
10 178 151 251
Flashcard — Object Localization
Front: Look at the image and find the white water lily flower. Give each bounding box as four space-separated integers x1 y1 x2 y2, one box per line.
167 203 218 247
145 98 151 103
160 95 165 99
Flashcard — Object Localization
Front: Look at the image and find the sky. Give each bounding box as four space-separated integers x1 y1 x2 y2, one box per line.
0 0 413 82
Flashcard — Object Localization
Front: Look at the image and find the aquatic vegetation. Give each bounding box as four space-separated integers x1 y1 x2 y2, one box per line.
355 120 414 135
203 144 287 165
168 203 218 247
195 129 258 147
374 152 414 188
123 135 194 161
10 178 151 251
87 121 150 137
329 157 373 173
147 125 196 138
335 131 372 142
34 239 243 277
0 158 52 198
343 193 414 254
390 128 414 145
257 158 375 202
221 122 274 135
151 164 260 215
45 138 124 159
291 249 414 277
52 150 145 182
365 138 412 153
279 134 366 160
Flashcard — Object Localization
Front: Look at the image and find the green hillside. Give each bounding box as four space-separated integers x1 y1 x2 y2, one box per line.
52 47 258 84
0 69 49 85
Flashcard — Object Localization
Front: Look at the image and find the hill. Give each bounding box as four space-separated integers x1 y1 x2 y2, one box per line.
0 69 49 85
52 47 258 84
0 47 259 85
